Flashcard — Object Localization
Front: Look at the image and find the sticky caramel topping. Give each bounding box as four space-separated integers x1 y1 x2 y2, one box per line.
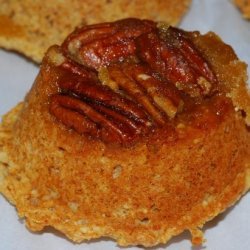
48 18 231 145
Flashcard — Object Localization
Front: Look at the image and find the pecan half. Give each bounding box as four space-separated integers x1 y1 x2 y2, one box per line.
48 18 218 145
136 27 218 97
62 18 156 70
50 94 144 144
106 63 183 122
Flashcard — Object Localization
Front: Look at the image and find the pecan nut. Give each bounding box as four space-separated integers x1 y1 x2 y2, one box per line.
62 18 156 70
136 27 217 97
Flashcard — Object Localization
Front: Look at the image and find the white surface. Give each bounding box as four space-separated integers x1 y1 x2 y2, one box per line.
0 0 249 249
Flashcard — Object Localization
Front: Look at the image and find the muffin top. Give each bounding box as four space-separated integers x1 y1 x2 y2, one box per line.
46 18 235 146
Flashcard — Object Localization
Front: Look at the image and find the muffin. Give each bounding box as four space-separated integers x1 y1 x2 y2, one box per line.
234 0 250 19
0 18 250 247
0 0 191 63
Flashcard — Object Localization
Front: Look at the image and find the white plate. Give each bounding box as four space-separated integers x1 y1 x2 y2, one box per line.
0 0 250 249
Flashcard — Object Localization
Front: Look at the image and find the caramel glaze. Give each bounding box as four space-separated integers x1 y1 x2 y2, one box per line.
48 19 234 146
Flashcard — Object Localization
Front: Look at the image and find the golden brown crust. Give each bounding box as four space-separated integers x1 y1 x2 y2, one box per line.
234 0 250 19
0 0 191 63
0 28 250 247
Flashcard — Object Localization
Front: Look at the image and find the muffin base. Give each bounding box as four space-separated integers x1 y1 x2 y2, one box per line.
0 102 249 247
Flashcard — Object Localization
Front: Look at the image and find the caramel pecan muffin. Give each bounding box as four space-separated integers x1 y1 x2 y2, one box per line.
0 18 250 247
0 0 191 63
